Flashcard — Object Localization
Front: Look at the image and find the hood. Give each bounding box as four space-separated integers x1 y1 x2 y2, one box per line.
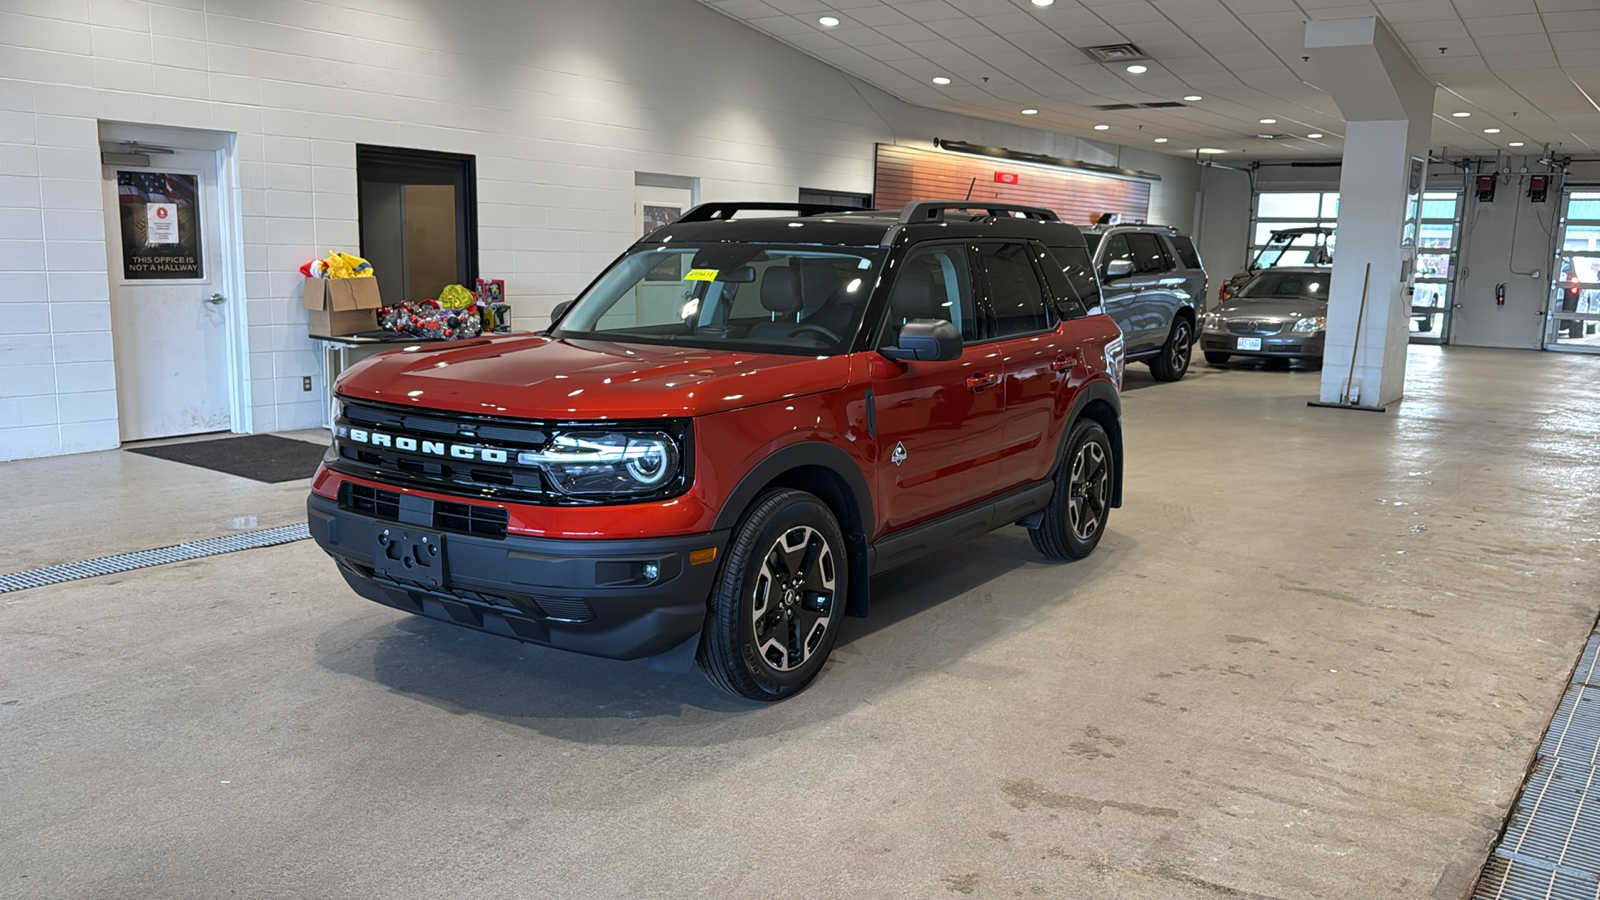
333 334 854 420
1214 298 1328 321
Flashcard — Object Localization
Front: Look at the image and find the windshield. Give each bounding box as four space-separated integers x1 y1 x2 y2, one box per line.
1237 270 1330 301
553 243 885 355
1254 230 1335 268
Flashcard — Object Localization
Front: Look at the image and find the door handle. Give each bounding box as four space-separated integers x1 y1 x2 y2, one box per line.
965 372 1000 392
1050 355 1077 374
206 293 226 305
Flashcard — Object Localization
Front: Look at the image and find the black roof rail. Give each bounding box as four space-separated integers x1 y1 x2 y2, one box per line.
897 200 1060 224
675 202 863 223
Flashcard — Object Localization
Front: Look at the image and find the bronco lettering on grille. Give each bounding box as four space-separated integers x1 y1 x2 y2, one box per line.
344 427 511 464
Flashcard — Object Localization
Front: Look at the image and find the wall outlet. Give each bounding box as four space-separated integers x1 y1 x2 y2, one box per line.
302 376 313 392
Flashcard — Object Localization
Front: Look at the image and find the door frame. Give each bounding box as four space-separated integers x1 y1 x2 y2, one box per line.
99 121 252 436
1544 185 1600 355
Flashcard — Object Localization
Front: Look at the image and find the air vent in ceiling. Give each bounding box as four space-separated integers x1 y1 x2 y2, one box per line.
1080 43 1149 64
1090 102 1190 111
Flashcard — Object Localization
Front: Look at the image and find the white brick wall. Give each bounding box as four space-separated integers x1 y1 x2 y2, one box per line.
0 0 1198 461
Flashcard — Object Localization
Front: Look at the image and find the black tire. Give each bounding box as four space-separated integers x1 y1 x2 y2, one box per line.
1148 318 1193 382
1204 351 1230 366
1029 420 1114 561
697 488 847 701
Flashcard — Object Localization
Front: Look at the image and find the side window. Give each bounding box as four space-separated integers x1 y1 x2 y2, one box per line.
1168 234 1203 270
1126 232 1173 274
975 241 1053 338
1046 244 1100 314
883 243 979 344
1100 232 1134 279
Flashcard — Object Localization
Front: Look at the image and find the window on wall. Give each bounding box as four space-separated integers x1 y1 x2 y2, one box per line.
1250 191 1339 266
1410 191 1463 343
357 145 478 306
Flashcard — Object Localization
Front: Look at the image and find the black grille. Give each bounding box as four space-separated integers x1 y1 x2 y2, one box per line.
332 399 550 502
340 482 509 539
532 597 595 623
1227 320 1283 335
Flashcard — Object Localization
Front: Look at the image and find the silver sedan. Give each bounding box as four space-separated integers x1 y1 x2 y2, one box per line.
1201 266 1330 365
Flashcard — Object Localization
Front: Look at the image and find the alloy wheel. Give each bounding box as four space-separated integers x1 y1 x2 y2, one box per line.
1170 323 1192 375
1068 441 1109 541
751 525 836 672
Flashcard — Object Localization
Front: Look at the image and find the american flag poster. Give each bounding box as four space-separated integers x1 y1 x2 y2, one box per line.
117 171 203 280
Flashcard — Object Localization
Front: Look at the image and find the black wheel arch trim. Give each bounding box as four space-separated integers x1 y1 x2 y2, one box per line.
711 441 875 619
1053 380 1124 509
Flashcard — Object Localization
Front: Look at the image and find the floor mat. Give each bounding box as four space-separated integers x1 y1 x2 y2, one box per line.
127 434 328 483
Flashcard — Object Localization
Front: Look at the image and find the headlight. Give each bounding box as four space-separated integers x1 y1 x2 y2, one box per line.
1292 316 1327 333
1204 312 1225 330
519 431 682 497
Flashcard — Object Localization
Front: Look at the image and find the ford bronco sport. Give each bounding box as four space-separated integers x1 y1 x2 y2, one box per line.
308 201 1126 701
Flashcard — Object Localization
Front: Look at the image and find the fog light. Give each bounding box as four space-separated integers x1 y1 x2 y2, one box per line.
642 562 660 581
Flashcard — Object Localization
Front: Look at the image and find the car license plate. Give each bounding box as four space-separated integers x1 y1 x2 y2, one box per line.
1237 337 1263 351
373 525 447 589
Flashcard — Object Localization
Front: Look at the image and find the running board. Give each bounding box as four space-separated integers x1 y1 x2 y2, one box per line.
868 481 1055 576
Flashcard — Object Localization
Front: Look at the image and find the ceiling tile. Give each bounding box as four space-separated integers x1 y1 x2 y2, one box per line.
1463 14 1548 36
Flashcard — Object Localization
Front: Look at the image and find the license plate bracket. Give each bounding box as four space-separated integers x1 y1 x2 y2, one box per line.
1237 337 1263 351
373 525 447 589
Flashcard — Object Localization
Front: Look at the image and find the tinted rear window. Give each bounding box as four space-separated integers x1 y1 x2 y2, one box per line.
1168 234 1202 270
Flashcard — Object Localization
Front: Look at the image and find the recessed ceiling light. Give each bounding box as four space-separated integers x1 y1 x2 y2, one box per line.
1032 0 1054 6
1184 95 1202 102
1199 148 1225 154
1452 111 1471 117
1094 124 1110 130
1022 108 1039 115
1307 133 1324 139
932 76 951 85
1509 141 1525 147
818 15 839 26
1484 127 1501 133
1154 137 1168 143
1259 118 1277 124
1126 64 1148 74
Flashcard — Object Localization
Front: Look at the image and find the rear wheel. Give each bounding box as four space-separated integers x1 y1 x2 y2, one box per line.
1148 318 1193 382
1204 351 1230 366
1029 420 1114 561
698 489 846 701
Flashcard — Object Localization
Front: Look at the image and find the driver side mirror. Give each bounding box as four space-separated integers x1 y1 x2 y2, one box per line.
1104 259 1135 280
880 318 962 363
549 299 573 326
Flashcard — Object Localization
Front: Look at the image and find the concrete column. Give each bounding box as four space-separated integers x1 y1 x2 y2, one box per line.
1304 17 1435 407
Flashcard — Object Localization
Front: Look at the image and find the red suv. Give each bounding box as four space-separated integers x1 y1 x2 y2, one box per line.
308 201 1126 700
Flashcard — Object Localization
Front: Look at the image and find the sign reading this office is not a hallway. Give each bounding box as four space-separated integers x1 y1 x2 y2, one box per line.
116 170 203 280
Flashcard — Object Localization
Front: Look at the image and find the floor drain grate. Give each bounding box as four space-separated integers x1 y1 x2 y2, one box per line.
0 523 311 594
1473 629 1600 900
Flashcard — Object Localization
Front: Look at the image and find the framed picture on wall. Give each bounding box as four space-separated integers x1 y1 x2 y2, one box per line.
116 171 204 280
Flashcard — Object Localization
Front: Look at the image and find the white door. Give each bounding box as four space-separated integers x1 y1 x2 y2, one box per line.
101 148 231 441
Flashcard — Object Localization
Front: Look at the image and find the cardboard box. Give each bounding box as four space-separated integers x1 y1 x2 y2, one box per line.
303 277 382 337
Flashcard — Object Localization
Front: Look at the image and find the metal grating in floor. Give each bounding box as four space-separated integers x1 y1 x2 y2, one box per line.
0 523 311 594
1473 628 1600 900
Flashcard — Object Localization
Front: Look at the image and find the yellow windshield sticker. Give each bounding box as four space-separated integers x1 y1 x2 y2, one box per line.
684 268 719 282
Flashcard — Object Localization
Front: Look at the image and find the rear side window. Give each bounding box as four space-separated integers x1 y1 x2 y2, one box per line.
975 241 1053 338
1046 244 1100 314
1168 234 1203 270
1125 232 1173 274
883 243 979 343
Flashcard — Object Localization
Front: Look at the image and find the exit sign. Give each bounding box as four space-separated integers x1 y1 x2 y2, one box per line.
994 171 1019 184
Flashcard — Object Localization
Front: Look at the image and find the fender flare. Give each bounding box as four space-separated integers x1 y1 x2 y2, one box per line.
1052 379 1125 508
710 441 875 617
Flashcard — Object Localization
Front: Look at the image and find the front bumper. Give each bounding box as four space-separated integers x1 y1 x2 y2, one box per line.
307 494 729 661
1202 330 1325 358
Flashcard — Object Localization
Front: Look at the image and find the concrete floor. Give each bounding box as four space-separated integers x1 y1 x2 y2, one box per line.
3 346 1598 899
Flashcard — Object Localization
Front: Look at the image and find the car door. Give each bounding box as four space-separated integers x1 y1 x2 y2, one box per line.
1097 232 1162 352
1165 233 1208 313
870 242 1006 534
972 240 1072 492
1123 231 1182 346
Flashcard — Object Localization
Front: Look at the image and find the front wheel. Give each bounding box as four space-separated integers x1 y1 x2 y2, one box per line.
698 489 847 701
1029 420 1115 561
1148 318 1193 382
1204 351 1230 365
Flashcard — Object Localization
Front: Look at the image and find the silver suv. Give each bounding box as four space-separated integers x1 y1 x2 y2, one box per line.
1084 225 1207 382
